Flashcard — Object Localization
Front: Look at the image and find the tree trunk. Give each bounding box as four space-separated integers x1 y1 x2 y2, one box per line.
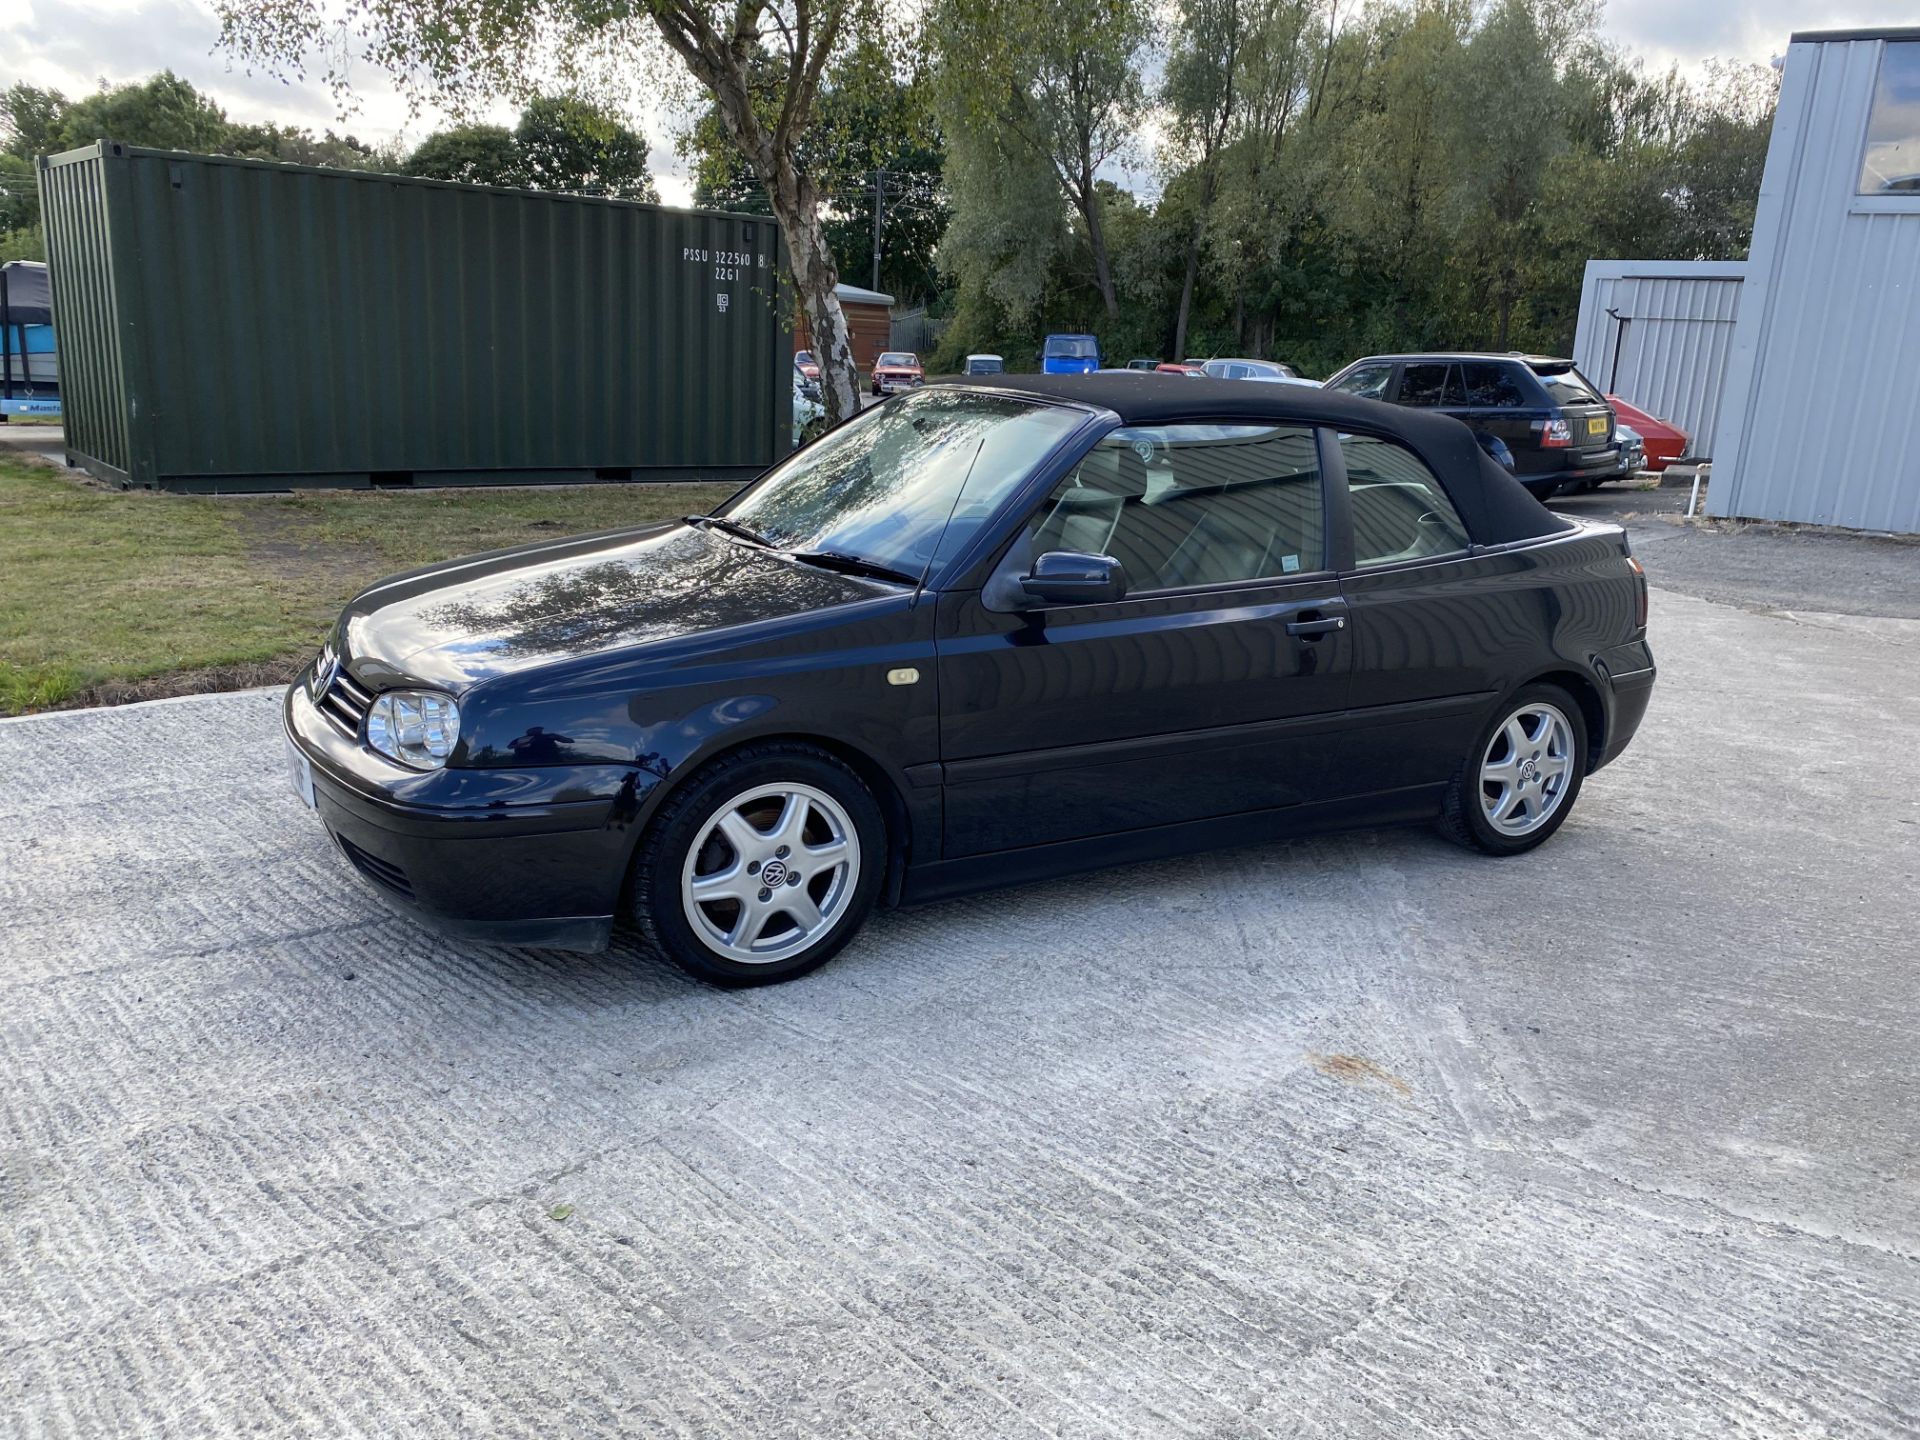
1173 224 1201 361
1080 182 1120 319
766 164 861 426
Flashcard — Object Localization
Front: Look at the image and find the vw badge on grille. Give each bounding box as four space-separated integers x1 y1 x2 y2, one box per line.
311 645 339 700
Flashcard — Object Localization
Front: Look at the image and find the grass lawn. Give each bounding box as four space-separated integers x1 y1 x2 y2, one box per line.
0 457 736 715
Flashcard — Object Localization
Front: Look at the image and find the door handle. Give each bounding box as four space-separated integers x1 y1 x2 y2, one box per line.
1285 616 1347 638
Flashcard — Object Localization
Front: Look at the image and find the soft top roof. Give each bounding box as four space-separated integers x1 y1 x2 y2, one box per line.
951 371 1572 547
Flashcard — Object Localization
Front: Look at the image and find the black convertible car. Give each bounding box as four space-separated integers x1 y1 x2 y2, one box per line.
284 374 1655 985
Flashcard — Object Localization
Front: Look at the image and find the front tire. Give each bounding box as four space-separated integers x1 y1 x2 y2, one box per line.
1440 685 1587 855
627 743 886 986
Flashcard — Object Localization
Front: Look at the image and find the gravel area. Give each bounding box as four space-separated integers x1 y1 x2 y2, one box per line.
1555 485 1920 618
2 560 1917 1435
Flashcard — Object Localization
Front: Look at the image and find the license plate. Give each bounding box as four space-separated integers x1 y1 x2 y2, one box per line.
1587 417 1608 436
285 736 316 810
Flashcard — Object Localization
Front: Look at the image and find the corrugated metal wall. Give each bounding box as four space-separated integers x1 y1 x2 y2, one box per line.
38 150 133 475
1708 33 1920 533
40 143 791 490
1572 261 1745 456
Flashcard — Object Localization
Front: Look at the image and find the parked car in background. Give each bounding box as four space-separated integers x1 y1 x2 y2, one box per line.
964 354 1004 376
871 352 925 396
1614 424 1646 477
1605 396 1688 471
1200 358 1299 382
792 373 825 448
1126 358 1161 371
284 374 1654 986
1155 363 1206 377
1324 353 1619 502
793 350 822 402
1042 334 1102 374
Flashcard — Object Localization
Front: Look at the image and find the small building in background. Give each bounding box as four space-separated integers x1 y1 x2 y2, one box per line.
1708 26 1920 533
1572 259 1745 459
794 284 895 376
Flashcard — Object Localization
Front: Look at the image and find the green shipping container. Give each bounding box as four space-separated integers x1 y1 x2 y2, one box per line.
39 141 792 491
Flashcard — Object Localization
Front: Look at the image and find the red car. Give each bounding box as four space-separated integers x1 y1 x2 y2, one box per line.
871 352 924 396
1605 396 1688 471
1155 363 1206 377
794 349 820 381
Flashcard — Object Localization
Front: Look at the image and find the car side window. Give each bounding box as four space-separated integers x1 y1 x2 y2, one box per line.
1339 434 1472 569
1330 363 1393 401
1022 424 1325 591
1456 363 1529 407
1399 363 1449 407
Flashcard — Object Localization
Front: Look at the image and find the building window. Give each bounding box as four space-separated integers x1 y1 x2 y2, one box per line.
1859 41 1920 196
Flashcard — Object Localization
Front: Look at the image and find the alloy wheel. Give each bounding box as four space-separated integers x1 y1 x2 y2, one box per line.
1479 701 1575 837
680 783 860 963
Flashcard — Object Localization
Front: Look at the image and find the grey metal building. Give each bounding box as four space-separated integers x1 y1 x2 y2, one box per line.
40 142 791 491
1708 27 1920 533
1572 259 1745 458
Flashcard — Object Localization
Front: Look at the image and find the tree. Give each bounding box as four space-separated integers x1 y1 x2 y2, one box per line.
685 62 947 302
933 0 1151 318
54 72 235 155
215 0 908 426
1161 0 1249 358
404 125 525 187
515 96 658 201
2 84 68 160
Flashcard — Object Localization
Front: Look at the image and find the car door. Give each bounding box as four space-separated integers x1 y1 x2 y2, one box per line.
936 422 1353 857
1328 428 1523 794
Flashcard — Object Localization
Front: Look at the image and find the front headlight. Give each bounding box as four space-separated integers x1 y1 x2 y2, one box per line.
365 690 461 770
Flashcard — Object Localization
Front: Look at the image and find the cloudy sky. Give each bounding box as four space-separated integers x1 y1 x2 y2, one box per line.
4 0 1915 206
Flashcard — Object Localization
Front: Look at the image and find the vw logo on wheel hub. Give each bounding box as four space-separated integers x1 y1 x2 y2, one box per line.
760 859 788 888
1520 758 1539 783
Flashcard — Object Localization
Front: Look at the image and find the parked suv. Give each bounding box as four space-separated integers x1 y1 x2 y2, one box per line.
1324 353 1618 500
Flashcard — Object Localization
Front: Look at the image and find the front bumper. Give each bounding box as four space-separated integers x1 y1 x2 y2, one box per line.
283 684 638 952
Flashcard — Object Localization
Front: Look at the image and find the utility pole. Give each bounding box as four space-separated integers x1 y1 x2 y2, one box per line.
871 165 886 293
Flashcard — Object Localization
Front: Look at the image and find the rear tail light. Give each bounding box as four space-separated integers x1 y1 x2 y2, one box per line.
1539 418 1573 448
1627 555 1648 629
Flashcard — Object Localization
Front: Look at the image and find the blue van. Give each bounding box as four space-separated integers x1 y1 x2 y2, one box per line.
1041 333 1101 375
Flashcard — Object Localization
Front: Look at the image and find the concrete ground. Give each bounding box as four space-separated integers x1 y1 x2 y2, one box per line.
3 515 1918 1437
0 422 65 466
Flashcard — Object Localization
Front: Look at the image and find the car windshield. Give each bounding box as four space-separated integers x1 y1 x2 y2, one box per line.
1531 364 1604 406
794 351 814 366
719 389 1086 583
878 353 917 367
1046 336 1098 358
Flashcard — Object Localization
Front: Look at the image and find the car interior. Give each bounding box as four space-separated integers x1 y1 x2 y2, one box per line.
1030 426 1327 590
1339 435 1472 566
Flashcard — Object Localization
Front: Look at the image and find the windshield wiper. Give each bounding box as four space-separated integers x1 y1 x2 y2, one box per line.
785 550 921 587
685 514 773 548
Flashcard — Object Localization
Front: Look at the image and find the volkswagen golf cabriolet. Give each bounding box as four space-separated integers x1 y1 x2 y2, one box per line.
284 374 1655 985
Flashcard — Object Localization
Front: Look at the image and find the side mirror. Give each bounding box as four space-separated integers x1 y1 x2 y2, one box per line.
1019 551 1127 606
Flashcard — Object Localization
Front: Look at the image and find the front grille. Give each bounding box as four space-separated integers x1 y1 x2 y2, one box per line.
337 835 414 901
312 642 373 738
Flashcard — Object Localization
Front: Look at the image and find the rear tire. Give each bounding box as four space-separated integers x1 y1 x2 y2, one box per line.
627 743 886 987
1439 684 1587 855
